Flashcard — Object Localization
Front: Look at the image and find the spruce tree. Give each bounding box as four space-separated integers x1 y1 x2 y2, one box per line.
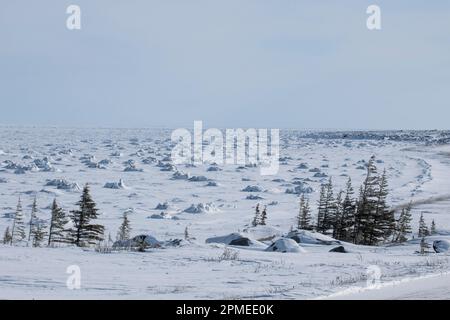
316 178 335 234
252 204 261 227
394 202 412 243
339 178 356 242
68 184 105 247
32 222 47 247
117 212 131 241
420 237 429 254
323 178 336 235
28 196 38 243
48 199 69 246
430 220 437 235
3 226 12 245
316 184 327 232
372 170 395 244
184 226 190 240
260 206 267 225
332 190 344 240
297 195 312 230
354 156 380 245
418 213 429 238
11 197 26 245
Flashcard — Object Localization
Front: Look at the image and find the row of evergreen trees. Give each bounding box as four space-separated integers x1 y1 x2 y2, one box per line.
2 184 105 247
296 156 437 246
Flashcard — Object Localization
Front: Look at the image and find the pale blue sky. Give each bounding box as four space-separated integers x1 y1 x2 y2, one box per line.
1 1 449 129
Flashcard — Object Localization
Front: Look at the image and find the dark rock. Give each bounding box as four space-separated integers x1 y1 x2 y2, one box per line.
329 246 347 253
229 237 251 246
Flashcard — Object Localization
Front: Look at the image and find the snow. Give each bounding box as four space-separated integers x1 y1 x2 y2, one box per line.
1 127 450 299
265 238 306 253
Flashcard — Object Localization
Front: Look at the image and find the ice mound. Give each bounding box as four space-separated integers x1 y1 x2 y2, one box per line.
142 157 157 164
188 175 208 182
148 212 178 220
285 183 314 194
158 162 175 171
98 159 113 166
154 202 172 210
265 238 306 253
433 240 450 253
33 157 58 172
286 230 340 245
45 179 81 191
313 172 328 178
241 185 263 192
124 163 143 172
183 202 219 214
104 179 128 189
297 163 309 169
110 151 123 157
14 167 27 174
205 233 264 247
172 171 190 180
80 155 96 164
246 194 264 200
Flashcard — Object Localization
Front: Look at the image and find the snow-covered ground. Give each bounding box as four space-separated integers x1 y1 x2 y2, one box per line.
1 127 450 299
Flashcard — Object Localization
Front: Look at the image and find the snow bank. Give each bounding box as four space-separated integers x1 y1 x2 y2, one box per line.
242 225 283 242
265 238 306 253
206 233 265 248
286 230 341 245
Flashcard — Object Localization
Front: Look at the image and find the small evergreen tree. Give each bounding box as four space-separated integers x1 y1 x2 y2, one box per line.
68 184 105 247
332 190 344 239
430 220 437 235
420 237 430 254
394 202 412 243
117 212 131 241
184 226 190 240
316 178 335 234
316 184 327 232
28 196 38 243
339 178 356 242
11 197 26 245
297 195 312 230
3 226 12 245
374 170 395 243
32 222 47 247
48 199 69 246
252 204 261 227
354 156 381 245
260 206 267 225
418 213 429 238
